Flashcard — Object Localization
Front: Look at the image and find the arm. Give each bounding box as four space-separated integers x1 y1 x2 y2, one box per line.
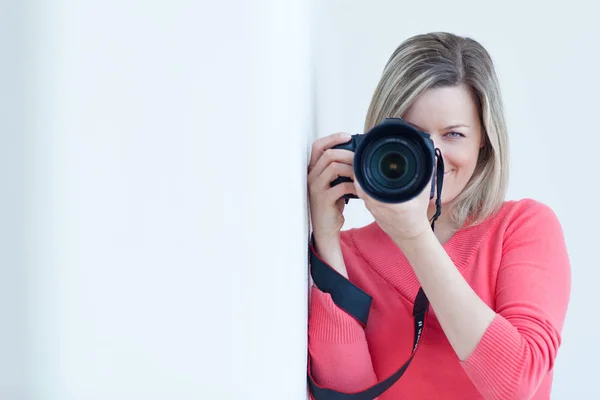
308 286 378 392
393 201 570 400
308 238 378 395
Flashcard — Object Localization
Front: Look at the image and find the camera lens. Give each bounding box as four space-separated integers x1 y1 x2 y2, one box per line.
379 152 407 180
366 138 418 190
352 118 436 203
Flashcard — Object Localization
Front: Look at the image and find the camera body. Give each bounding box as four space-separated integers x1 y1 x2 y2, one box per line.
331 117 439 203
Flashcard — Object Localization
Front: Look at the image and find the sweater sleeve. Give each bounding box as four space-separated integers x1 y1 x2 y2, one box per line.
308 286 378 393
307 236 378 397
460 200 571 400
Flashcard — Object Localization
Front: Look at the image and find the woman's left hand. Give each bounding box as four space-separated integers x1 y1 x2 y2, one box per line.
354 179 432 243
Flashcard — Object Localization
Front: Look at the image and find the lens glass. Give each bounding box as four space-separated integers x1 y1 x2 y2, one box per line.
379 152 406 180
368 139 419 190
355 121 435 203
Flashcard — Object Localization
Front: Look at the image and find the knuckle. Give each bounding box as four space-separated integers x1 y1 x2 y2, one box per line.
322 149 334 163
338 162 350 173
311 139 322 152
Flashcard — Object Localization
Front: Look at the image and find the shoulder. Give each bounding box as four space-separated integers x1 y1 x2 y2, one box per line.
484 199 569 267
500 197 558 219
340 222 385 251
493 198 564 237
464 198 566 250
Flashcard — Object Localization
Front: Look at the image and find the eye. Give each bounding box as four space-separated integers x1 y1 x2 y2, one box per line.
445 131 465 138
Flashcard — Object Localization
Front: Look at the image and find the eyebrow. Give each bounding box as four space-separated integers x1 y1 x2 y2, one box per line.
408 122 470 131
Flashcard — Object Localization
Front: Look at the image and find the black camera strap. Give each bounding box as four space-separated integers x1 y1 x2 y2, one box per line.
430 148 444 231
307 152 444 400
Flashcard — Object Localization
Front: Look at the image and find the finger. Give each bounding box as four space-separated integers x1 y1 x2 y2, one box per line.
308 149 354 185
354 179 367 200
325 182 357 205
308 132 352 170
313 162 355 191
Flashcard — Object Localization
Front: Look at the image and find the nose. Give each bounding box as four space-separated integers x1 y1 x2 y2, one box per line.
430 134 443 152
429 135 447 167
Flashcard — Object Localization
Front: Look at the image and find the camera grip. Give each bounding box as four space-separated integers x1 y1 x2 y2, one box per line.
330 176 359 202
330 134 361 202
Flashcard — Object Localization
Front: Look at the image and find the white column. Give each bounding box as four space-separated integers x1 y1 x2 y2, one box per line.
24 1 314 399
0 1 27 398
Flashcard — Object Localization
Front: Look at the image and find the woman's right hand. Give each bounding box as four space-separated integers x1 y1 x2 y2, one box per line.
308 133 358 277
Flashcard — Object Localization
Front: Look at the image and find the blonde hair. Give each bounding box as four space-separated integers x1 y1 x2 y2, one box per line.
364 32 509 227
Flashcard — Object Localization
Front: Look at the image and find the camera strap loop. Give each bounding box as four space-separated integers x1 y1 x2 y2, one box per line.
430 148 444 230
307 149 444 400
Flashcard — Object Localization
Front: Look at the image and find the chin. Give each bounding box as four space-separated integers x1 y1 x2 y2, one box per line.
429 193 456 207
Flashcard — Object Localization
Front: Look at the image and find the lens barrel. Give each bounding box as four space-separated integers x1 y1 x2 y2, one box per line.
353 119 435 203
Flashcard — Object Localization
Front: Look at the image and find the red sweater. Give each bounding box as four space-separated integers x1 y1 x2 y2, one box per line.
308 199 571 399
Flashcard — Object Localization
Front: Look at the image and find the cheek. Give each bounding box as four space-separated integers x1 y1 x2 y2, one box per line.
442 150 479 192
445 147 479 174
432 146 480 204
455 156 478 176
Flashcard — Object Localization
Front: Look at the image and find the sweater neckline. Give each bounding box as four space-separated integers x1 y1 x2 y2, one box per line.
350 215 496 300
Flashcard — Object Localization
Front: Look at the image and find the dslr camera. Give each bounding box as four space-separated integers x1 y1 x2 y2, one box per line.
331 117 441 203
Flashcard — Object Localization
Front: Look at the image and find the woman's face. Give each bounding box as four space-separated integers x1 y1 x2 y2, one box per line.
402 84 484 207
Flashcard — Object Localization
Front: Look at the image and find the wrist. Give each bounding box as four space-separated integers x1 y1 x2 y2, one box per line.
312 232 340 251
392 219 433 248
313 237 342 261
311 234 348 278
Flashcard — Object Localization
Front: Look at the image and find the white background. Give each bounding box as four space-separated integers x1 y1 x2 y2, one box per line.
1 0 598 399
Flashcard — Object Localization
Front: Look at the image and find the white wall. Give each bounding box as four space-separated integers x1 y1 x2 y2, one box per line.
19 0 313 399
0 0 28 399
313 1 600 398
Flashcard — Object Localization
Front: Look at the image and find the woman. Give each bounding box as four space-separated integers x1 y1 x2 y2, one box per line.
307 32 571 400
